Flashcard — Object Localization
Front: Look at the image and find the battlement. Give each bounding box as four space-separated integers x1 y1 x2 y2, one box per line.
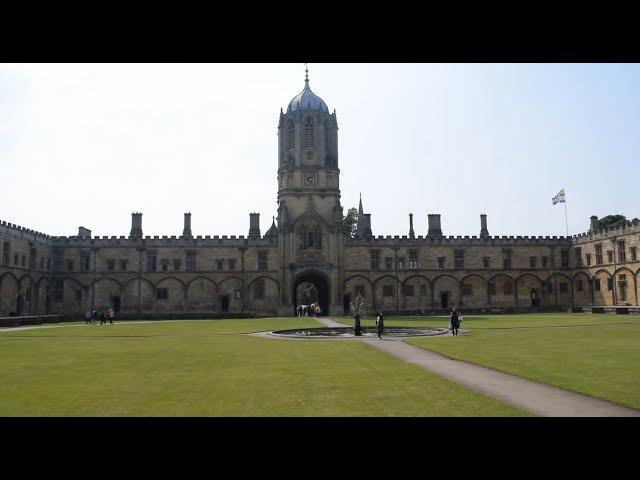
346 233 572 247
48 233 278 248
572 218 640 243
0 219 53 243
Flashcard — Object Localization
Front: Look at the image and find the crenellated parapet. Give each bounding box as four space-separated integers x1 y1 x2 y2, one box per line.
572 218 640 244
346 234 572 247
49 234 278 248
0 219 53 244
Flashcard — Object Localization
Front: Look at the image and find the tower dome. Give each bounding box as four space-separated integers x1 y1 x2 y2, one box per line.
287 67 329 113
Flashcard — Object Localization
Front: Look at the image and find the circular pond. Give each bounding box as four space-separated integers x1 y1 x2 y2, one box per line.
270 326 449 338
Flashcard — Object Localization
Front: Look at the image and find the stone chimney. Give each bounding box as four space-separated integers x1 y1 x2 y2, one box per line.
249 212 261 239
480 214 489 237
590 215 599 232
78 226 92 239
183 212 192 238
129 212 143 240
409 213 415 238
362 213 372 238
427 214 442 236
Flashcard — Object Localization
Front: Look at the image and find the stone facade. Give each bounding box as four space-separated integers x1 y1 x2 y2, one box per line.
1 72 639 317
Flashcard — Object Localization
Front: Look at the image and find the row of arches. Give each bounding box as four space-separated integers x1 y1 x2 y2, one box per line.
0 272 280 316
343 269 640 310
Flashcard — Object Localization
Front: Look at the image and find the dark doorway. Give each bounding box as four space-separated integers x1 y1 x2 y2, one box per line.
16 295 24 315
220 295 230 312
440 292 449 309
343 295 351 316
112 295 121 313
293 271 330 316
619 282 627 302
530 288 540 307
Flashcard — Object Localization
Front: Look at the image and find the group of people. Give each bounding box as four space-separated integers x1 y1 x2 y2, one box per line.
449 306 463 336
357 308 463 339
296 303 321 318
362 308 461 339
84 308 115 325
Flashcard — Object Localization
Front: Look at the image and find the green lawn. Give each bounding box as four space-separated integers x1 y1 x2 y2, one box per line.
334 313 640 410
0 318 524 416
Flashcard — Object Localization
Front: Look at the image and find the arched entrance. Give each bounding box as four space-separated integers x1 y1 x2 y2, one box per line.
293 270 330 316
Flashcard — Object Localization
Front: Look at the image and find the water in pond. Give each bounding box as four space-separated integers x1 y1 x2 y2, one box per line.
271 326 448 338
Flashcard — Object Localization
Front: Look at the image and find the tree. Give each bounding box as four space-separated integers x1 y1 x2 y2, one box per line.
301 281 317 303
598 215 627 230
342 207 358 238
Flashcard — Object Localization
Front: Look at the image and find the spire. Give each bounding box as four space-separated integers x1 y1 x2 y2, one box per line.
356 194 365 237
264 215 279 242
305 63 309 84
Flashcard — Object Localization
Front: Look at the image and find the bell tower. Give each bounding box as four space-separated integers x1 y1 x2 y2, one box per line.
276 65 344 315
277 65 340 225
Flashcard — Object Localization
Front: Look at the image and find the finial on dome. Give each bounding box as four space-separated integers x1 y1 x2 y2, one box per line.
305 63 309 83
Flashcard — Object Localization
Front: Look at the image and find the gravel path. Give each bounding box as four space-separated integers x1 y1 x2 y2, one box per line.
318 317 640 417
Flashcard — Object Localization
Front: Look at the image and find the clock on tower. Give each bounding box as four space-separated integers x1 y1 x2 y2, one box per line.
303 172 318 186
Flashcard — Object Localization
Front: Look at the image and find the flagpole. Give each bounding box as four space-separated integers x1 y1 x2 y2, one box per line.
563 192 569 237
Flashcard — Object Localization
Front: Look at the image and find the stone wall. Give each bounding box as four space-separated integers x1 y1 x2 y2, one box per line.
2 216 639 317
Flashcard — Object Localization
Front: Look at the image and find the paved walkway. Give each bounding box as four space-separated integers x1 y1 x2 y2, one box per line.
316 317 640 417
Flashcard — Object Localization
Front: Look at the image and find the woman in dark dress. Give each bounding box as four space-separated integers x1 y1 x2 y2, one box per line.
376 310 384 339
450 306 460 336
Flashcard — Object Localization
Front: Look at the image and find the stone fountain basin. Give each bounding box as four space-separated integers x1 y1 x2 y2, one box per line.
270 326 449 338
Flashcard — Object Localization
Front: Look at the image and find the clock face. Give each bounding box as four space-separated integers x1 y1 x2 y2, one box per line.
303 173 317 186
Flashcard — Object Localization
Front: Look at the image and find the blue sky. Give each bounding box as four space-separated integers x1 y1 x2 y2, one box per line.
0 63 638 238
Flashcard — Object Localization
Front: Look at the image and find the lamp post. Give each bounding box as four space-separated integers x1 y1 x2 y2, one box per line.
611 237 617 305
393 246 399 312
28 240 34 315
91 247 99 313
136 247 145 316
239 244 248 313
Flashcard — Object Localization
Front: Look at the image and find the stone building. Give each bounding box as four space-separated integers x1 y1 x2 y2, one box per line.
1 70 639 317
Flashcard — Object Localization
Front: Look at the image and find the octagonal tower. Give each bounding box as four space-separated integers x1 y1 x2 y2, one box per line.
276 67 344 315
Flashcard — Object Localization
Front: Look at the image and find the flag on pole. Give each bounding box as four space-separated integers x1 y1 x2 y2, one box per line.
552 189 565 205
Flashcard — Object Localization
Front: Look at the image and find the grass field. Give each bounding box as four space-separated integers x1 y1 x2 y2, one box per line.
0 318 525 416
334 313 640 409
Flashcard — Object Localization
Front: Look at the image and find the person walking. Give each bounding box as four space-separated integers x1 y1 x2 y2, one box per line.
91 309 97 325
450 306 460 336
315 304 321 318
99 309 106 325
376 310 384 339
84 310 92 325
108 308 114 324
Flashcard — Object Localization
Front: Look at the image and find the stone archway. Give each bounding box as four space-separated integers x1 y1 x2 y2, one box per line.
293 270 330 316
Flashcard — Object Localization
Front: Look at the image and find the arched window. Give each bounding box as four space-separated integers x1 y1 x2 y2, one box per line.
304 117 314 149
324 120 331 151
298 221 322 250
287 120 295 149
